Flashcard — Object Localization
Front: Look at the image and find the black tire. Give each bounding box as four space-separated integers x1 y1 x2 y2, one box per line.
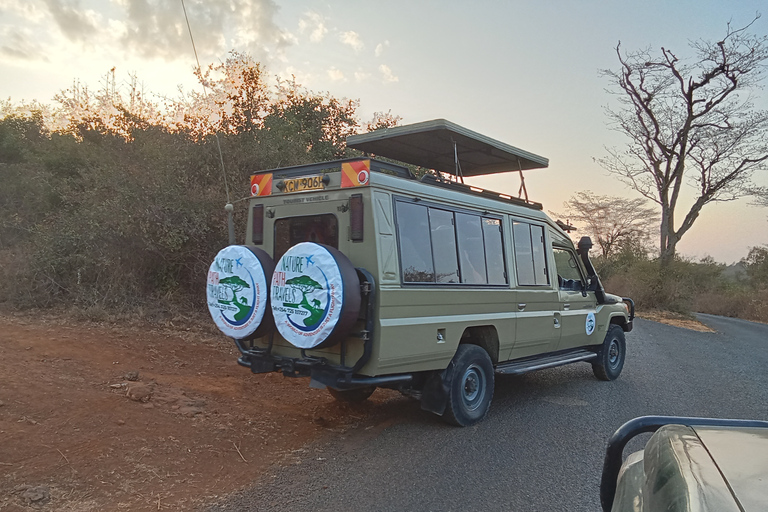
442 344 495 427
328 386 376 403
592 325 626 381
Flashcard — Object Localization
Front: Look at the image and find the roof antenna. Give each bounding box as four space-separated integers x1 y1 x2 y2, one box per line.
181 0 235 245
516 157 529 202
452 139 465 184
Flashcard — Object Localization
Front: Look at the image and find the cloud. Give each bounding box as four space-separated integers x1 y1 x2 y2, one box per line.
375 40 389 57
298 11 327 43
0 29 48 61
0 0 297 71
339 31 363 52
379 64 398 83
42 0 99 43
354 70 370 82
33 0 295 62
327 67 345 81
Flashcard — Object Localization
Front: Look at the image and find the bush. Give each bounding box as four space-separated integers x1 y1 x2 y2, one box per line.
602 249 767 323
0 60 367 320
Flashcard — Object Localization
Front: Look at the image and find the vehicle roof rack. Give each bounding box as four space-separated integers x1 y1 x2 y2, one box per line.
420 173 542 210
346 119 549 178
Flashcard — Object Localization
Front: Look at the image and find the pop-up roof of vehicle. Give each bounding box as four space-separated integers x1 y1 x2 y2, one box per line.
346 118 549 177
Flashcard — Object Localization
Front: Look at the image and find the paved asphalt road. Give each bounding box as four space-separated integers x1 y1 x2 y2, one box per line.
208 315 768 511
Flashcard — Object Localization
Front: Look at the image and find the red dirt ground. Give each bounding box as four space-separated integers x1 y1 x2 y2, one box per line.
0 314 398 511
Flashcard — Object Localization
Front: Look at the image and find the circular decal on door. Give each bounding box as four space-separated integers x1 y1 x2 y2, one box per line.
207 246 270 339
271 242 345 349
585 312 596 336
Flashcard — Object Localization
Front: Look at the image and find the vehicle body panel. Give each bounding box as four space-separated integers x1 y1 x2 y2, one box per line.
610 422 768 512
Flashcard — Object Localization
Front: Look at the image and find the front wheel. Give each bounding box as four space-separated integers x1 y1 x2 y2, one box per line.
592 325 626 381
442 344 494 427
328 386 376 403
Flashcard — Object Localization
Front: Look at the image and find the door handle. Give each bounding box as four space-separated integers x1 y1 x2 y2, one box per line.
517 303 526 311
563 303 570 310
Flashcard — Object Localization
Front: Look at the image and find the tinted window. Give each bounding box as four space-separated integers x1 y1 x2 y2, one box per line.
429 208 459 283
456 213 487 284
394 198 507 286
396 202 435 283
513 222 535 285
531 225 549 285
483 218 505 284
513 221 549 286
274 214 338 261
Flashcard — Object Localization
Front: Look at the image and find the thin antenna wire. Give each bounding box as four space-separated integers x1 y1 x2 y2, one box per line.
180 0 231 205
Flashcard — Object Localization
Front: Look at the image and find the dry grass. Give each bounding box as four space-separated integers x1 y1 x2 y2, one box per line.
637 310 716 332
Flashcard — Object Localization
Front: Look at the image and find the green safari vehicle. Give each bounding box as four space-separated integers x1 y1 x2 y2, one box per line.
206 119 635 426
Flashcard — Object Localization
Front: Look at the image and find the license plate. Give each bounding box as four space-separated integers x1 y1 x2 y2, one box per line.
283 175 325 193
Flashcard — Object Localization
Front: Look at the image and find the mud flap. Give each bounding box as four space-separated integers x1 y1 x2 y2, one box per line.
420 367 452 416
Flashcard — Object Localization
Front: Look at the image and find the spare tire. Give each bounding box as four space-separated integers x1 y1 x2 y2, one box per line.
206 245 275 340
271 242 361 349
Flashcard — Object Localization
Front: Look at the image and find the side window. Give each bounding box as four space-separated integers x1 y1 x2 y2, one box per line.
483 218 505 283
395 202 435 283
456 213 488 284
429 208 460 283
553 247 583 290
395 198 507 285
512 221 549 286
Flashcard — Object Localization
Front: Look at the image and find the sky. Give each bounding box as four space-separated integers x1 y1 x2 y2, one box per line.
1 0 767 263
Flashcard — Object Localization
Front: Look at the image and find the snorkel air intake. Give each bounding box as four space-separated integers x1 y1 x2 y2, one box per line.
577 236 606 304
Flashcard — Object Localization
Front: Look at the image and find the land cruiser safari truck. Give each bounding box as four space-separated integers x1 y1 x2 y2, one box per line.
206 119 634 426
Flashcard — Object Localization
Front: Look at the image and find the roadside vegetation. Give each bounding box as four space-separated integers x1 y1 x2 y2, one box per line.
553 190 768 323
598 249 768 323
0 52 397 321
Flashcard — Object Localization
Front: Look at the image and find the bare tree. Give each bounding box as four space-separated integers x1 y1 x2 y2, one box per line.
553 191 658 259
598 16 768 264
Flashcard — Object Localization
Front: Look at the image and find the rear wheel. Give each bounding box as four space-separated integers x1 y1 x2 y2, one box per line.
443 344 494 427
328 386 376 403
592 325 626 381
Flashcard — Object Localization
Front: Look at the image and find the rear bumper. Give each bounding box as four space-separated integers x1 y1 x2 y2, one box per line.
236 349 413 390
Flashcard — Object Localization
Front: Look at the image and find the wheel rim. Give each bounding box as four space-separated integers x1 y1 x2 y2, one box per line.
608 339 621 369
461 364 486 411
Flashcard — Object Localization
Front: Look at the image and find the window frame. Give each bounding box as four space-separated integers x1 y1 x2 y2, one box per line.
273 213 340 262
510 218 551 287
552 246 587 291
392 195 509 288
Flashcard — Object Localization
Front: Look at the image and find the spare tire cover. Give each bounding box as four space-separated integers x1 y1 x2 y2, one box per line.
271 242 361 349
207 245 274 340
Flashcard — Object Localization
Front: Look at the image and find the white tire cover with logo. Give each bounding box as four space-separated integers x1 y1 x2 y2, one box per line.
207 245 274 339
271 242 361 349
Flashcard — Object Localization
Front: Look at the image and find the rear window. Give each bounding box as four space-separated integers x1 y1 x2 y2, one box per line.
274 214 338 261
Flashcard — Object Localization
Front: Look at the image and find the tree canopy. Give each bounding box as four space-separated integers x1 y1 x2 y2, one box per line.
554 191 658 259
599 17 768 263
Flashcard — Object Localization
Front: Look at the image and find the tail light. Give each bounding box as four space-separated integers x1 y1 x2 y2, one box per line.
350 194 363 242
252 204 264 245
